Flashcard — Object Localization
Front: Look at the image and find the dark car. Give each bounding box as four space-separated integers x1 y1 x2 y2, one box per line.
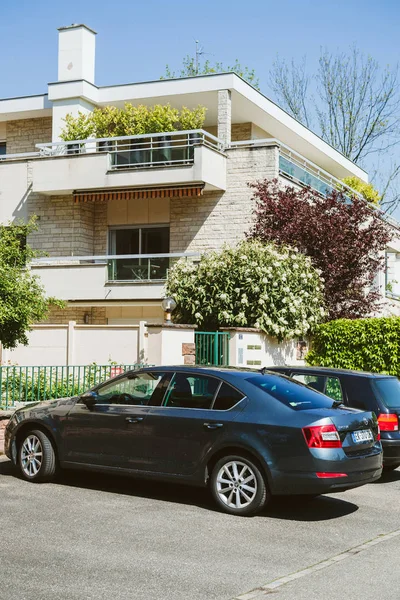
267 366 400 471
5 366 382 516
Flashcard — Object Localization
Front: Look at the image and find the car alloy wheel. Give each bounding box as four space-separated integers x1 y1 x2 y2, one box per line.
210 455 269 516
20 434 43 478
216 460 258 509
18 429 57 482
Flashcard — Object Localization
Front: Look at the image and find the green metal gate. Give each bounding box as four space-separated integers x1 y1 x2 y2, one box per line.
195 332 230 366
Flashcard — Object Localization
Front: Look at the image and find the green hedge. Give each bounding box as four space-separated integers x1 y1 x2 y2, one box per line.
306 317 400 375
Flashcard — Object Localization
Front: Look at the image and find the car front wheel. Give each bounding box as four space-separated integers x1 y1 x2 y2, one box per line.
210 455 269 516
18 429 56 482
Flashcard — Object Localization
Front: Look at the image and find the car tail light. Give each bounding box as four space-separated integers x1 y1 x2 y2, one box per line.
377 425 381 441
378 413 399 432
302 424 342 448
316 472 348 479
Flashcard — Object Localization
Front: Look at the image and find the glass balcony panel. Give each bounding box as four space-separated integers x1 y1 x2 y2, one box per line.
107 257 171 281
279 155 336 197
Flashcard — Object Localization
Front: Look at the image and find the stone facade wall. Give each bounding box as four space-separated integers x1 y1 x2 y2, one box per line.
217 90 232 145
170 144 279 253
6 117 52 154
205 122 252 142
231 123 252 141
94 203 108 254
44 306 107 324
28 195 96 256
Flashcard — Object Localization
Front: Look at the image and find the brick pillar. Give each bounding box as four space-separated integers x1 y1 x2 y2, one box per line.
218 89 232 146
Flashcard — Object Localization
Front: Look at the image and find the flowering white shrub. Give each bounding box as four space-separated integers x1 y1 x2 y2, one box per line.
166 240 325 339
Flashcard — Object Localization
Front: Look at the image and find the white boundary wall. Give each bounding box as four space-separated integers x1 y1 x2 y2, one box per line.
0 322 142 366
223 328 307 368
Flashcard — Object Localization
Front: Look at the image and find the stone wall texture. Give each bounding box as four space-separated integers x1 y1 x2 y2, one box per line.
44 306 107 325
28 195 97 256
6 117 52 154
170 144 279 253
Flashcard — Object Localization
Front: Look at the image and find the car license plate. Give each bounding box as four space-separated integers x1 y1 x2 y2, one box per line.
352 429 373 444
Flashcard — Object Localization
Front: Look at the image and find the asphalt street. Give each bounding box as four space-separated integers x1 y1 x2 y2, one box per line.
0 456 399 600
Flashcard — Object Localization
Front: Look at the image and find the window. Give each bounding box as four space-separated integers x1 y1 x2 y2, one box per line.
246 374 337 411
163 373 220 409
292 374 326 393
325 377 343 403
0 142 6 156
292 373 343 402
108 226 170 281
93 372 166 405
213 383 245 410
373 377 400 409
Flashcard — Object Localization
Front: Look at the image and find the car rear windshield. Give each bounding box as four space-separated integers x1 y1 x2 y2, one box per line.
373 378 400 409
246 374 337 411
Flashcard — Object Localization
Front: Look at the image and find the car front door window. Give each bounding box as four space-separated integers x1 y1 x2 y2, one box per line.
93 372 166 405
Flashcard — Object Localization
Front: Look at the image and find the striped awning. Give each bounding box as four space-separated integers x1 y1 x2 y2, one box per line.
73 185 204 203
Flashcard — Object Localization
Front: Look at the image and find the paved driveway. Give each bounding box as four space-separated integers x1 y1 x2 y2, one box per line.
1 457 399 600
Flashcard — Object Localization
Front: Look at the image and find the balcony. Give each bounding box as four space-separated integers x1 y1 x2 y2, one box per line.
31 253 198 301
31 130 226 195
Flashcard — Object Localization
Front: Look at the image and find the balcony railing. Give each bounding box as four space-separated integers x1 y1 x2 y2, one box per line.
35 130 223 170
31 253 199 283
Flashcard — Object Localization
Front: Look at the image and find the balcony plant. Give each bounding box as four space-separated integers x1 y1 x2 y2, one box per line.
60 103 207 141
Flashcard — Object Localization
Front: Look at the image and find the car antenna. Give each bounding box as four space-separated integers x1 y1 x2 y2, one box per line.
260 367 268 375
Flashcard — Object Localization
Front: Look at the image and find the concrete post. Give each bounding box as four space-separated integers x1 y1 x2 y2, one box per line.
67 321 76 365
217 89 232 146
146 324 197 366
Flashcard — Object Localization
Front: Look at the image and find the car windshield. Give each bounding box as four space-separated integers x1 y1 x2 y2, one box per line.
373 378 400 409
246 374 337 411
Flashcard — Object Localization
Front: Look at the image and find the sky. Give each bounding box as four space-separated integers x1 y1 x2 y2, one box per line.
1 0 399 97
1 0 400 206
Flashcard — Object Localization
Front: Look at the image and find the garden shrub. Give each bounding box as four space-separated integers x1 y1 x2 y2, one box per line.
306 317 400 375
166 240 325 339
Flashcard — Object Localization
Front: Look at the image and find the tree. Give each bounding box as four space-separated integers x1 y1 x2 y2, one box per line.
270 47 400 163
269 48 400 212
248 179 391 321
166 239 325 340
161 55 260 90
0 219 63 349
342 176 381 205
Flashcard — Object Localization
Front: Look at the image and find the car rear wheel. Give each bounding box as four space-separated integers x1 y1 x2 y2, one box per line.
18 430 56 482
210 455 269 516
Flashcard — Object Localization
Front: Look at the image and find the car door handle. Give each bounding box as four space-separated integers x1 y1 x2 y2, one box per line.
204 422 223 430
125 417 144 424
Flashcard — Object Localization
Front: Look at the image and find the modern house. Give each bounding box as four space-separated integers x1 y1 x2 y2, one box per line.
0 23 399 365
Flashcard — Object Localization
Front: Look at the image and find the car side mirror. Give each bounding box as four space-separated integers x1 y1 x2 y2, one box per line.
81 391 97 409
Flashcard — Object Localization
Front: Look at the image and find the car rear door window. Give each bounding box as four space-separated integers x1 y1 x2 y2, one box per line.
212 383 245 410
291 374 343 403
163 373 220 409
325 377 343 402
247 374 337 410
292 374 326 393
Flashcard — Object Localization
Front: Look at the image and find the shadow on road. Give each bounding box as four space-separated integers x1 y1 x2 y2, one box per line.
266 494 358 521
374 468 400 484
0 457 358 522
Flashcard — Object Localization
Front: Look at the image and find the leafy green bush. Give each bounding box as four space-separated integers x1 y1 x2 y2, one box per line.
60 103 207 141
306 317 400 375
166 240 325 340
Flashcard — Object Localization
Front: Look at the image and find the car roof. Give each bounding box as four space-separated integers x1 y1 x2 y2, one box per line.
267 365 396 379
136 365 267 379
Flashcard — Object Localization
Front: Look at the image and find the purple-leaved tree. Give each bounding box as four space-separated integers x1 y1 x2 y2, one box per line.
248 179 392 320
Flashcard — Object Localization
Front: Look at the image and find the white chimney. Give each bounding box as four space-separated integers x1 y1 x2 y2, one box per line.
57 24 97 84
